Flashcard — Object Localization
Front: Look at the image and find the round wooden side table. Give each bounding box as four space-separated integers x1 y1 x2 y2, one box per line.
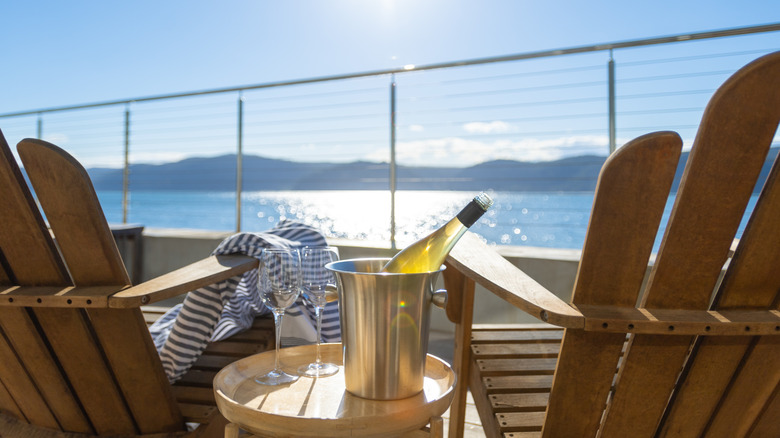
214 343 455 437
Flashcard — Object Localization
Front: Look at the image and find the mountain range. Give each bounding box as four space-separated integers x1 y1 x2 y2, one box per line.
86 147 778 193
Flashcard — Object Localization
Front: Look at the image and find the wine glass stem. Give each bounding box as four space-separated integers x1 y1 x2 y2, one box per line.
273 309 284 372
315 306 323 366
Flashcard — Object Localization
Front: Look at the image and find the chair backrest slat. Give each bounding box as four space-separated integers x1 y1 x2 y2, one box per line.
704 147 780 434
598 51 780 437
743 388 780 437
17 139 130 286
0 378 23 420
0 321 61 429
88 308 184 434
705 337 780 436
0 133 69 286
0 266 11 285
33 307 139 434
0 307 93 433
542 132 681 437
660 138 780 436
0 132 185 435
0 131 92 432
18 138 185 434
644 53 780 310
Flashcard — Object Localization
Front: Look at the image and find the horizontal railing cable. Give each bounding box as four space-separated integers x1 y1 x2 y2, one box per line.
2 22 777 118
1 23 777 248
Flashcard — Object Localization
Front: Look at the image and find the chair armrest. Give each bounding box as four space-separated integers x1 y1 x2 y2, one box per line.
108 254 259 308
446 232 584 328
446 233 780 334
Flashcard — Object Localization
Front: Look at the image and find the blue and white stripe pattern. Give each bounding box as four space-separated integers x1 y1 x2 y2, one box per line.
149 220 341 383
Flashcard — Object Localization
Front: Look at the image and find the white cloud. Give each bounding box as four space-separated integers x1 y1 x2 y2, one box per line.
408 124 425 132
462 121 512 134
81 156 125 168
128 151 190 165
43 133 70 145
365 134 612 167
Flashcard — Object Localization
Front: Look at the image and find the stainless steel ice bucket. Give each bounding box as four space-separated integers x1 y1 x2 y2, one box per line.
326 258 446 400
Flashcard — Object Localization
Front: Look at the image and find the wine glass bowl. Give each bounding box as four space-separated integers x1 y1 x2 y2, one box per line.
300 285 329 308
255 248 302 386
298 246 340 378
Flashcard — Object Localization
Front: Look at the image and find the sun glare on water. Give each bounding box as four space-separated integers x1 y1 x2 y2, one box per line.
242 190 475 245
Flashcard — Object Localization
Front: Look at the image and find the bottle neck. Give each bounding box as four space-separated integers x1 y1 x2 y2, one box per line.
456 199 488 228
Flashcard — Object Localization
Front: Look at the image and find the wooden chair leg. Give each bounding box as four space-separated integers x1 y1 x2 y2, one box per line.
224 423 240 438
449 308 474 437
443 263 476 438
192 410 231 438
430 416 444 437
402 416 445 438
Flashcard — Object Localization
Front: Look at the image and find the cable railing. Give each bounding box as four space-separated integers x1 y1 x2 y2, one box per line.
1 23 779 250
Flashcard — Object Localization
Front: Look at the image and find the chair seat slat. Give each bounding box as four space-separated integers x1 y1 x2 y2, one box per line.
494 411 546 433
483 375 554 393
489 393 549 412
471 330 562 343
469 327 558 434
476 358 558 375
472 343 560 358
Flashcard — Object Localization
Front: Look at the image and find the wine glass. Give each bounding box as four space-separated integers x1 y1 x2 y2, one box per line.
298 246 340 377
255 248 302 385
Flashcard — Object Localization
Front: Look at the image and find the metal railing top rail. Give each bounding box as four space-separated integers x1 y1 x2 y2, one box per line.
2 22 778 118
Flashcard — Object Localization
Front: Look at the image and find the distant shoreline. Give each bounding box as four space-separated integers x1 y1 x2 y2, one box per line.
84 147 777 193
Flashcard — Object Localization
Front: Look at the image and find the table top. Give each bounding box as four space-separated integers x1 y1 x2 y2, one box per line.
213 343 455 437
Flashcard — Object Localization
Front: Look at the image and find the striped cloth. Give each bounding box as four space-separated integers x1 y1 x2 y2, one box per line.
149 220 341 383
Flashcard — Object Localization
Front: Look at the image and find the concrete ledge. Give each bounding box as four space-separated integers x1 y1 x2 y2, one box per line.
137 228 581 332
141 228 234 280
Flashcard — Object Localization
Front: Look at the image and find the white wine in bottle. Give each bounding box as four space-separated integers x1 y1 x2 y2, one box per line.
381 192 493 273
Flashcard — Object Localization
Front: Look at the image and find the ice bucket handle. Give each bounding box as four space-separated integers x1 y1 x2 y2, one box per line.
432 289 448 309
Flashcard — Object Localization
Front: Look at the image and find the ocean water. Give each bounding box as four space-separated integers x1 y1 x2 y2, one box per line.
95 190 757 251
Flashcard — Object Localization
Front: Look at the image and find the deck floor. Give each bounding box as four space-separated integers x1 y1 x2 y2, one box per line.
441 391 485 437
428 331 486 437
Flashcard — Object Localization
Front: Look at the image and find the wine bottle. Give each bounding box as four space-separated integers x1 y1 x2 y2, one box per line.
381 192 493 273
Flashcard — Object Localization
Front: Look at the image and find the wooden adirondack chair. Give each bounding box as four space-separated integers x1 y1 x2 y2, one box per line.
442 51 780 437
0 131 273 437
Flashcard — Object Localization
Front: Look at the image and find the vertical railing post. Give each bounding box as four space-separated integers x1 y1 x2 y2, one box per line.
389 75 397 250
123 104 131 223
608 49 617 155
236 92 244 232
36 113 43 138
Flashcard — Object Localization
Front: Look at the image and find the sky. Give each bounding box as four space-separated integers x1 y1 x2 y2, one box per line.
2 0 777 112
0 1 778 167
